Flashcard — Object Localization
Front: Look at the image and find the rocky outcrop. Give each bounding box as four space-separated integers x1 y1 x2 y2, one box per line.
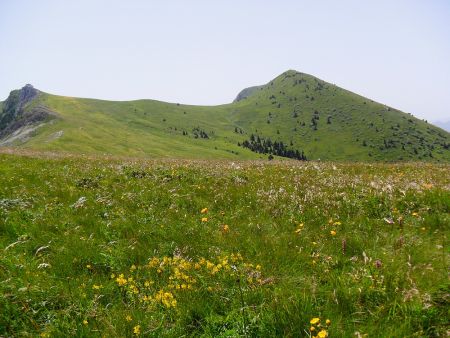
0 84 57 141
233 85 263 102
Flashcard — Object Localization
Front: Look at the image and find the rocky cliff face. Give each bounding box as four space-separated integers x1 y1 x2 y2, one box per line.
0 84 56 142
233 85 263 102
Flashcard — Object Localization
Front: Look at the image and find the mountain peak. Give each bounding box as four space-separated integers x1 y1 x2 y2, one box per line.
20 84 39 105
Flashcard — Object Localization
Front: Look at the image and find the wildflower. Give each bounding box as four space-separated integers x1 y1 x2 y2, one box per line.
92 284 101 290
326 319 331 325
148 257 159 268
86 264 92 269
330 230 336 236
116 274 127 286
222 224 230 233
412 212 419 217
310 317 320 325
126 315 132 322
110 273 115 279
83 319 88 325
201 217 208 222
155 290 177 308
130 264 137 271
133 325 141 335
201 207 208 214
310 326 316 332
318 329 328 337
294 223 304 234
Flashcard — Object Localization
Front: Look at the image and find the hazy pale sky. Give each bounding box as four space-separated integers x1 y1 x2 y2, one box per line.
1 0 449 121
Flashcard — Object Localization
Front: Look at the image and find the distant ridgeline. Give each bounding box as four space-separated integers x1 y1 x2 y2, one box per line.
239 134 307 160
0 70 449 161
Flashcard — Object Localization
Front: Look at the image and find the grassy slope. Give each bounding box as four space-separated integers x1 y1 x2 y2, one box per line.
232 70 450 161
6 70 450 161
0 155 449 337
27 96 256 159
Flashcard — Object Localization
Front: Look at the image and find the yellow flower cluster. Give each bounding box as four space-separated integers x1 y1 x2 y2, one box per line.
155 289 177 308
328 218 340 236
309 317 331 338
111 252 263 311
133 324 141 335
115 273 128 286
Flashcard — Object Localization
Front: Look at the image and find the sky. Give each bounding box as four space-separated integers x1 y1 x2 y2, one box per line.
1 0 449 122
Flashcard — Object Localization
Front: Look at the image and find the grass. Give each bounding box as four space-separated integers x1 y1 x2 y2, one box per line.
0 152 448 337
3 70 449 161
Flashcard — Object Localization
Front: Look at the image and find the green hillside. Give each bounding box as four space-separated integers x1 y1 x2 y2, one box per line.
1 70 449 161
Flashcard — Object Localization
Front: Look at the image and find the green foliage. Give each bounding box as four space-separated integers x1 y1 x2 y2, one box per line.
0 154 448 336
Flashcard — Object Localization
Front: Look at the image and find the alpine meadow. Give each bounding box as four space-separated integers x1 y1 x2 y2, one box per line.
1 1 450 337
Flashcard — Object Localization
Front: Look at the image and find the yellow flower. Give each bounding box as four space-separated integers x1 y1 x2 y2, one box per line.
318 329 328 338
222 224 229 233
130 264 137 271
201 207 208 214
326 319 331 325
412 212 419 217
310 326 316 331
126 315 132 322
155 290 177 308
133 325 141 335
330 230 336 236
83 319 88 325
116 274 127 286
86 264 92 269
310 317 320 325
201 217 208 222
92 284 101 290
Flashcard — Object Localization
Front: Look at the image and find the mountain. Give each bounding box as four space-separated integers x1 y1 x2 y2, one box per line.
1 70 449 161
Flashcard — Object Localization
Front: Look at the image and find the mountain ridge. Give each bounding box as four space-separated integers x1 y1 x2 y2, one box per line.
1 70 449 161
